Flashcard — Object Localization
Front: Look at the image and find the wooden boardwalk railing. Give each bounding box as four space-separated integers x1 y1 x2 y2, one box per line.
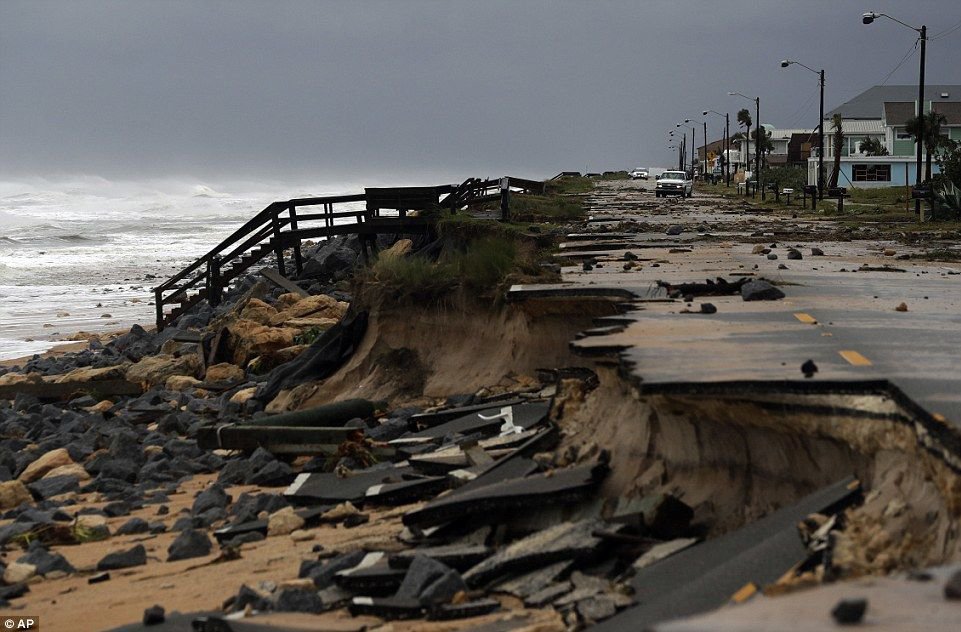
152 177 545 330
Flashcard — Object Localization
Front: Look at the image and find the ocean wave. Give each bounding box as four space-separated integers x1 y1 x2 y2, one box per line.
56 234 96 242
0 232 103 248
192 184 231 198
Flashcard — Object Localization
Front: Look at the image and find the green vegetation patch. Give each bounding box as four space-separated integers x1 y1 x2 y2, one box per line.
354 179 587 306
546 176 593 195
508 193 585 222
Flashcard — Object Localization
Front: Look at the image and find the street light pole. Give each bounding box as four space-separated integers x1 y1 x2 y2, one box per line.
691 126 696 177
755 96 763 200
819 69 825 200
680 120 699 178
705 110 732 186
703 121 707 181
726 112 731 187
780 60 826 200
918 24 926 215
863 11 927 216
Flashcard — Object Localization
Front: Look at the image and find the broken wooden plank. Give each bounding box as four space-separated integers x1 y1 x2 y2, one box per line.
259 266 309 297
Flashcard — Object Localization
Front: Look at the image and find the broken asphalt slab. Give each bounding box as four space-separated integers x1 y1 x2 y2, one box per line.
390 400 552 445
462 518 621 588
593 476 861 631
284 465 446 506
403 462 606 529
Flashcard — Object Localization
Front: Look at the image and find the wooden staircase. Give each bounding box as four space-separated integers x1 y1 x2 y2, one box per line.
152 178 548 330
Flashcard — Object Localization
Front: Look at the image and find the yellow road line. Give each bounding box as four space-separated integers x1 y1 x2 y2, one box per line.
839 350 872 366
794 312 817 324
731 582 758 604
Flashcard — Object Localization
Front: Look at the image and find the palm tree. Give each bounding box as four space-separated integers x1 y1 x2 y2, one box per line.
751 126 774 168
828 114 843 189
905 111 949 181
737 108 752 172
860 137 889 156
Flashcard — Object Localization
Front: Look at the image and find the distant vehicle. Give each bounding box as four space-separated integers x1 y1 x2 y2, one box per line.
655 170 693 198
629 168 649 180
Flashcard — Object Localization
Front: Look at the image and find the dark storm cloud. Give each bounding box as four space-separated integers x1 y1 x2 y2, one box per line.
1 0 959 181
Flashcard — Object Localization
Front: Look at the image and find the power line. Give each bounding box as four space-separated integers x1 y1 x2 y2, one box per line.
930 17 961 40
878 39 918 86
785 87 819 129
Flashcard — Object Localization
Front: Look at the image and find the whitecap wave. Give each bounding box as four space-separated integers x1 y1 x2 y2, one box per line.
192 184 230 198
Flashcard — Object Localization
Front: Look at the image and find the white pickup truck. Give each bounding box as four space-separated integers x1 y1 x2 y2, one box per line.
655 170 693 198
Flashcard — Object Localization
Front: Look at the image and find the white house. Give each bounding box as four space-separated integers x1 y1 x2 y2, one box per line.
812 85 961 188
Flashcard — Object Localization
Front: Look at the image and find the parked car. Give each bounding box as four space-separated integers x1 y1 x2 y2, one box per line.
655 170 693 197
629 168 649 180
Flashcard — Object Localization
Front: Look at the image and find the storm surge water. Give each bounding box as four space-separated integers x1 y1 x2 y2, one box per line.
0 176 373 361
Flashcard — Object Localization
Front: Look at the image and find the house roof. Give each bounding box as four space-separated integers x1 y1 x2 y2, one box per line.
932 101 961 125
883 102 916 126
767 128 814 140
825 85 961 119
834 120 886 134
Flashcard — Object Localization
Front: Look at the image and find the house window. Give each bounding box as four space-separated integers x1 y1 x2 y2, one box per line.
852 164 891 182
895 130 913 140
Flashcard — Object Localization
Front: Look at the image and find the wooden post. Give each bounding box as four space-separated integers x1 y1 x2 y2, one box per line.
155 288 164 331
500 176 510 222
207 255 222 307
289 203 303 276
271 209 286 277
905 162 910 215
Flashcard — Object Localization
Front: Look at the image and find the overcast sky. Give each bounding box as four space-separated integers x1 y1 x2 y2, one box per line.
2 0 960 183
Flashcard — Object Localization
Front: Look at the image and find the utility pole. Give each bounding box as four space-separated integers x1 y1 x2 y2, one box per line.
862 12 927 217
756 96 763 200
818 69 825 200
725 112 731 187
691 129 695 178
917 24 926 216
702 121 708 182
